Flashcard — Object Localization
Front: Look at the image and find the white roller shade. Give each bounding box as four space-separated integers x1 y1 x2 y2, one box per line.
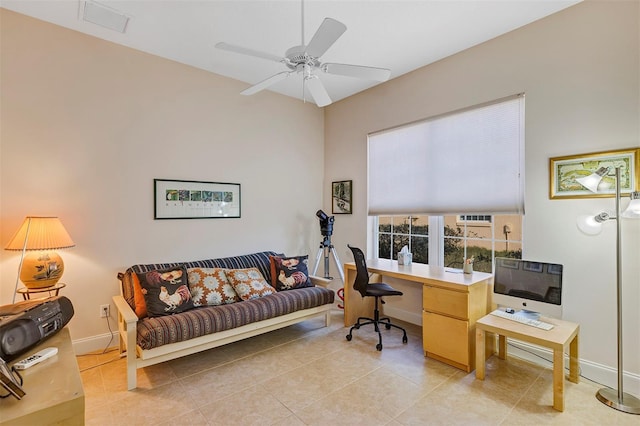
368 95 524 215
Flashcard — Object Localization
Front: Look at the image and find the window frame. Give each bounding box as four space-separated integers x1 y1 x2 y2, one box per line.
372 213 523 271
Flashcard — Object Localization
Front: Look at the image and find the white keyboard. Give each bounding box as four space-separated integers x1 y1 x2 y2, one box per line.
489 309 554 330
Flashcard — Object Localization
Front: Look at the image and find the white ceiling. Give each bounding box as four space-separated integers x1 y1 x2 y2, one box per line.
1 0 581 106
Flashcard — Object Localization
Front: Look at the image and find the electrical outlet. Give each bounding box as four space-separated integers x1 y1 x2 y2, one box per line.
100 304 110 318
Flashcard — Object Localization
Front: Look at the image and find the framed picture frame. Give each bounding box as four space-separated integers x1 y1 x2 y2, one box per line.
154 179 241 219
549 148 639 199
332 180 352 214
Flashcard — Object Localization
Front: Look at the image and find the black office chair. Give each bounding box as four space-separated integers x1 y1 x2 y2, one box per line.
346 245 408 351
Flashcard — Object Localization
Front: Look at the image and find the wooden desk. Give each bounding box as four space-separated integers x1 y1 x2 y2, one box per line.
1 327 84 425
475 314 579 412
344 259 493 371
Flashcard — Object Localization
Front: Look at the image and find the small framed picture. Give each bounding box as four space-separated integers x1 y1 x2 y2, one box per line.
332 180 352 214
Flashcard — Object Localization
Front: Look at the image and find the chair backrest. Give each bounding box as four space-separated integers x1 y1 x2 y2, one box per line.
348 245 370 297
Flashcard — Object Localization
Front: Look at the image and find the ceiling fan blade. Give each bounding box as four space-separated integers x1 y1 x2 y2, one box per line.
306 18 347 58
305 76 332 107
241 71 291 96
215 42 283 63
322 63 391 82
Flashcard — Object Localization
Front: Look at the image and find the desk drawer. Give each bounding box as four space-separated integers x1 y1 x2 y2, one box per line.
423 286 469 319
423 311 469 366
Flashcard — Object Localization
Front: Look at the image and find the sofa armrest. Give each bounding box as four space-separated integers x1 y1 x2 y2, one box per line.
113 294 140 390
113 295 138 324
309 275 332 288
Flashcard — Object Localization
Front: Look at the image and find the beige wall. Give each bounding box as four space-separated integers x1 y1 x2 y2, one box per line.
0 10 325 350
324 0 639 390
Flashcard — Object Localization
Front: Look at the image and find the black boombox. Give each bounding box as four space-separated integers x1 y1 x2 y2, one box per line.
0 296 74 361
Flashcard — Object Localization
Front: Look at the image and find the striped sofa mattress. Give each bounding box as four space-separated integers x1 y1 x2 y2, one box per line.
118 251 335 350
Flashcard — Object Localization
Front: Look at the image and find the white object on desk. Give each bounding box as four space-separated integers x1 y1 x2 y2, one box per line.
14 347 58 370
489 309 554 330
398 246 412 265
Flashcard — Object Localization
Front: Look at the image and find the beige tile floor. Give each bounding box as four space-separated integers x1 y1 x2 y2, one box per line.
78 311 638 425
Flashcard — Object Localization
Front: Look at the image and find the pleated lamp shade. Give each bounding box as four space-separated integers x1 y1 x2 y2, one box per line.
5 217 75 288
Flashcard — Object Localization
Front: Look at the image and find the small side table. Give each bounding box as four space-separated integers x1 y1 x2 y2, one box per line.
17 283 66 300
475 313 579 412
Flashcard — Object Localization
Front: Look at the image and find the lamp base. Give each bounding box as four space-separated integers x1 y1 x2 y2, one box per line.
596 388 640 415
20 251 64 289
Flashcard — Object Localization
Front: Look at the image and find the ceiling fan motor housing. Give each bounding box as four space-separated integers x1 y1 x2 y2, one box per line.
285 45 320 69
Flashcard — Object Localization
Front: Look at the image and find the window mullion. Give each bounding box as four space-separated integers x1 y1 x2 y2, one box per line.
429 216 443 266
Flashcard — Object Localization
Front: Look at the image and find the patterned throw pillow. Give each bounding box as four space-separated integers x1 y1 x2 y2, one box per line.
270 255 313 291
187 267 240 306
136 265 194 317
225 268 276 300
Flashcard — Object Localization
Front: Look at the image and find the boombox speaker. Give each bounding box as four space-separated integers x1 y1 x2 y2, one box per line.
0 296 74 361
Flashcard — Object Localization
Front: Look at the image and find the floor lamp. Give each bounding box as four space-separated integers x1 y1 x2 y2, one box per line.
576 166 640 414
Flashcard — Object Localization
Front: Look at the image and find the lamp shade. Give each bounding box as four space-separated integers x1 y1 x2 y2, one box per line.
576 212 610 236
5 217 75 251
5 217 75 288
621 191 640 219
575 166 609 193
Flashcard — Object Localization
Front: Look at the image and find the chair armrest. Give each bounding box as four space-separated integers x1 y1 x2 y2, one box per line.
310 275 332 288
113 295 138 325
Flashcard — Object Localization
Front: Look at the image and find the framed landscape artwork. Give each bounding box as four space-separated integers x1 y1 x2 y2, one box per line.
332 180 352 214
549 148 639 199
154 179 241 219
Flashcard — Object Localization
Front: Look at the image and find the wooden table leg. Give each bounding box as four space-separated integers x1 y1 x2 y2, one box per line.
553 348 565 412
569 334 579 383
475 327 486 380
498 335 507 360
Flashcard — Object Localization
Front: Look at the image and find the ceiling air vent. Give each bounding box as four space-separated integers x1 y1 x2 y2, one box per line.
81 1 129 33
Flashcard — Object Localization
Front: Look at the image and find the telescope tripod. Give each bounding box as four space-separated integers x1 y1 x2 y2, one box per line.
312 236 344 283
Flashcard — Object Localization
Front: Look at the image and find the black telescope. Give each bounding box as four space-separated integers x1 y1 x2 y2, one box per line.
316 210 334 237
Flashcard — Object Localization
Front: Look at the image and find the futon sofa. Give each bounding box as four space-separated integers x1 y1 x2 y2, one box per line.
113 251 334 390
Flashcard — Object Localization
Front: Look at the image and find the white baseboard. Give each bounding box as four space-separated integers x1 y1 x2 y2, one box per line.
382 306 422 326
505 339 640 398
72 331 118 355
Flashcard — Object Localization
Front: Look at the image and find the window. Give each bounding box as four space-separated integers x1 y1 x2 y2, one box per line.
375 214 522 273
377 215 429 263
458 215 492 224
443 214 522 272
368 95 525 273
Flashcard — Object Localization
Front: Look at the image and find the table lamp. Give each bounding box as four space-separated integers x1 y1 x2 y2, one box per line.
5 217 75 300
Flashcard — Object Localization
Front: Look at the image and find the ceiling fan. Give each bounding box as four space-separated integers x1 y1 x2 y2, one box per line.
215 2 391 107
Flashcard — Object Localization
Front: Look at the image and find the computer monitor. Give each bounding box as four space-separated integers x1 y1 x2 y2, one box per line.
493 257 563 319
